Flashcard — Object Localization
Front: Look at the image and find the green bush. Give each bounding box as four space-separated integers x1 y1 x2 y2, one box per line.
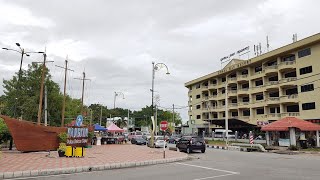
57 132 67 143
57 143 67 151
288 145 298 151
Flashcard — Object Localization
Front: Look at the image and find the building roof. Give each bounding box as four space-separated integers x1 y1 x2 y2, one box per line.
261 117 320 131
185 33 320 87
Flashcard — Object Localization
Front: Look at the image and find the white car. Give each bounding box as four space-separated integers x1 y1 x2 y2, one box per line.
147 136 167 148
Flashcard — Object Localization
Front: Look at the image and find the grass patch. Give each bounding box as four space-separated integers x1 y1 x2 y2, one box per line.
301 148 320 152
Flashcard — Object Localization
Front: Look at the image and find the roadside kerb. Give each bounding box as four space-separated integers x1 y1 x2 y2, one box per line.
0 155 188 179
206 145 247 152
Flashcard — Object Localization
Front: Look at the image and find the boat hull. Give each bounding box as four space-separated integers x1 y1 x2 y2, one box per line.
0 115 67 152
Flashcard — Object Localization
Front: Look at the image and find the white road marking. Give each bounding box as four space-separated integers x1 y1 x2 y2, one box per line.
176 162 240 174
194 173 236 180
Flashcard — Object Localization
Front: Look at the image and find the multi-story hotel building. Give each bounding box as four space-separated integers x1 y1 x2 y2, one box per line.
185 33 320 134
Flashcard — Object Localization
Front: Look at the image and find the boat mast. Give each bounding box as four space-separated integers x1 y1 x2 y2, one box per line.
56 56 74 127
37 53 47 125
75 71 90 116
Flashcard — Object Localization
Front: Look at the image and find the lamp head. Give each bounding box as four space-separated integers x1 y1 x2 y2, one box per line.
166 72 170 75
16 43 20 47
38 51 45 54
2 48 8 50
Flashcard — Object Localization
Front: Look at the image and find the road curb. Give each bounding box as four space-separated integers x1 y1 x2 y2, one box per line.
0 155 188 179
206 145 247 152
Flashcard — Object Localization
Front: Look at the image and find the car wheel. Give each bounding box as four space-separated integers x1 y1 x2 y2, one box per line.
187 147 191 154
201 149 206 153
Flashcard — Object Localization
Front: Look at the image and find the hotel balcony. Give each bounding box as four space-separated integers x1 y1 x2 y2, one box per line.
238 116 250 122
265 81 279 90
209 95 218 100
252 100 265 107
253 114 267 121
281 112 300 117
229 103 238 109
264 65 278 75
280 94 299 103
279 77 297 87
265 113 281 120
278 61 296 71
237 74 249 82
217 82 226 88
238 88 249 95
251 71 265 79
251 86 265 94
228 77 237 84
202 96 210 101
238 101 250 108
208 84 217 89
228 90 237 96
266 97 280 105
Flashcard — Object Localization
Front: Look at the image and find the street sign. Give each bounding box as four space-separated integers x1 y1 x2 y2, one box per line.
160 121 168 131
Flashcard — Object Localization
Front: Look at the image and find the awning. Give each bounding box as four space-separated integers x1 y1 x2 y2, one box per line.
94 123 107 131
206 118 255 128
261 117 320 131
107 123 124 133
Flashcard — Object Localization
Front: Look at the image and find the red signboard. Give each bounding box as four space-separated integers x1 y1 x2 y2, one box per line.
160 121 168 131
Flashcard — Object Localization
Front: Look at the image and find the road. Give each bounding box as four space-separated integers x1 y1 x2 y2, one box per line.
15 148 320 180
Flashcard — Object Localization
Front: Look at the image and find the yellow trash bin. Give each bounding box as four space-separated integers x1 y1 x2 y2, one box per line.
74 147 85 157
65 146 74 157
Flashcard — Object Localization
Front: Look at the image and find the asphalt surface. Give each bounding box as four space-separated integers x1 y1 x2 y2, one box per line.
13 148 320 180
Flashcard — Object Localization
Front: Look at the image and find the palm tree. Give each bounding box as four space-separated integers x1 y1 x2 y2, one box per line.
116 117 127 128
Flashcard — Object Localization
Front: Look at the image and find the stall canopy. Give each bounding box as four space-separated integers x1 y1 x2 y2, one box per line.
261 117 320 131
107 123 124 133
94 123 107 131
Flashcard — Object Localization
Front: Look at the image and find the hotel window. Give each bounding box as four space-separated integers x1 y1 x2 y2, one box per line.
196 105 201 109
256 94 264 101
213 114 218 118
299 66 312 75
255 66 262 73
212 79 217 85
267 61 277 66
196 84 201 89
284 71 296 78
256 108 264 115
231 99 237 103
221 88 225 94
298 48 311 58
302 102 315 110
221 77 226 82
269 92 279 97
243 110 250 116
268 76 278 81
270 107 280 113
242 97 249 102
231 111 238 117
287 105 299 112
286 88 298 95
242 83 249 89
196 115 201 119
255 80 263 86
282 55 295 62
301 84 314 92
241 69 248 75
196 94 201 99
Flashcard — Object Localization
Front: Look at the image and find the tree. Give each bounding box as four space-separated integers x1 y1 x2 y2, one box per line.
2 63 64 125
0 118 11 145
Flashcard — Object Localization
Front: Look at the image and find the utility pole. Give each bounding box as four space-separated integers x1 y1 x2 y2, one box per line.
44 85 48 126
90 109 93 126
100 105 103 126
172 104 175 126
56 57 74 127
225 77 229 146
155 105 158 135
75 72 90 115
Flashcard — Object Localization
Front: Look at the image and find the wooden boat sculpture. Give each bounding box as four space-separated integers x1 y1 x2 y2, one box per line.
1 115 67 152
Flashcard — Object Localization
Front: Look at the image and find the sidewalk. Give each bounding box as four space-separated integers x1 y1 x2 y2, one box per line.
0 144 188 179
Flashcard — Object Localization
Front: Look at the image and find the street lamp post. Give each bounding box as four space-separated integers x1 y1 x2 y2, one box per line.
113 92 125 109
151 62 170 146
2 43 44 117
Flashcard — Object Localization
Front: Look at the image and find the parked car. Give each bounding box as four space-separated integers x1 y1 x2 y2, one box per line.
128 131 143 141
131 137 147 145
147 136 167 148
168 134 182 144
213 129 235 138
176 136 206 153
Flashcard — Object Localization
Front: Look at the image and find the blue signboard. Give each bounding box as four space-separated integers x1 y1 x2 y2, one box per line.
76 115 83 127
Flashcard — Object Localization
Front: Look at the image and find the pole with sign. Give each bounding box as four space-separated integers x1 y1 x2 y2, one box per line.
160 121 168 158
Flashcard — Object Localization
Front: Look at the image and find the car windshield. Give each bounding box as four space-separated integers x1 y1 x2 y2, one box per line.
135 132 142 135
136 138 144 141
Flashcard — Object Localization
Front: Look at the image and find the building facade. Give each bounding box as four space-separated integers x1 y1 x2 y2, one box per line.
185 33 320 134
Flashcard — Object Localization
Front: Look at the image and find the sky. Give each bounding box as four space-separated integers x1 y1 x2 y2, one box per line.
0 0 319 122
